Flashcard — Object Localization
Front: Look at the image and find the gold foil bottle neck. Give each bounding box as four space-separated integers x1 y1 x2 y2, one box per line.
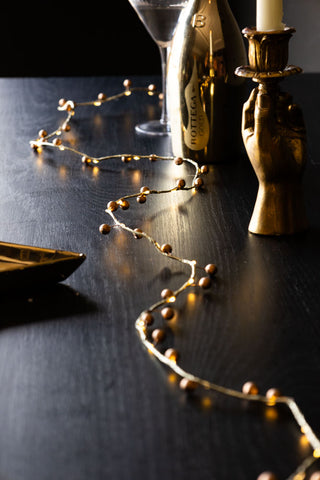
168 0 247 163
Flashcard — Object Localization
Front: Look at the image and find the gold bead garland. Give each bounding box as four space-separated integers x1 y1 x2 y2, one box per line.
30 79 320 480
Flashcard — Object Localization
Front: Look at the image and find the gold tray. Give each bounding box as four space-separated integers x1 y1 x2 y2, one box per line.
0 241 86 291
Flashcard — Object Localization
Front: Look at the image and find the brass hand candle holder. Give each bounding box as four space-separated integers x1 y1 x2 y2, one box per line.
235 27 308 235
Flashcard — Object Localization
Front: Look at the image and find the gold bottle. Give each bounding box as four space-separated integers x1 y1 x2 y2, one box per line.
168 0 247 163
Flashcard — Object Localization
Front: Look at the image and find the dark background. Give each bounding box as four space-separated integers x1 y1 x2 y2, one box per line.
2 0 319 77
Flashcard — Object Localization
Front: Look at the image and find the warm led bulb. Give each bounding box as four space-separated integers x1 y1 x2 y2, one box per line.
313 448 320 458
293 474 306 480
299 434 309 449
168 373 178 384
202 397 213 409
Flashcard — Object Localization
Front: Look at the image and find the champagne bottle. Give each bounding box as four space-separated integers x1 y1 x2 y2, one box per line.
167 0 247 164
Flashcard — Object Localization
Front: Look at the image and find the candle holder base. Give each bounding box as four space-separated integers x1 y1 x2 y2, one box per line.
235 27 308 236
236 64 302 82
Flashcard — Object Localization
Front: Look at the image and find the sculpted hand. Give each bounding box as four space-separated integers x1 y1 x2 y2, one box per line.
242 86 307 235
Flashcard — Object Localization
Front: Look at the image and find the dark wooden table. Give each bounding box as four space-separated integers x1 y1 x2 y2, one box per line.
0 74 319 480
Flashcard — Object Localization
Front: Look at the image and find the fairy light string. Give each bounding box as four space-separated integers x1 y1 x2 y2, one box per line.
30 79 320 480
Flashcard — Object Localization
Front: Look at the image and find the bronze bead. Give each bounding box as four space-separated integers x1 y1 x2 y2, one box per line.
133 228 143 239
205 263 217 276
123 79 132 88
161 307 175 320
62 123 71 132
140 186 150 194
165 348 179 362
81 155 91 164
149 154 157 162
266 388 281 402
107 201 118 212
176 179 186 189
174 157 183 165
99 223 111 235
38 129 47 138
198 277 211 289
98 92 107 101
161 288 174 300
161 244 172 254
121 155 131 163
152 328 166 343
58 98 67 107
179 378 197 392
310 472 320 480
200 165 209 174
119 199 130 210
52 138 62 146
242 381 259 396
194 177 204 188
137 194 147 204
256 472 278 480
66 102 75 112
148 84 157 92
141 311 154 326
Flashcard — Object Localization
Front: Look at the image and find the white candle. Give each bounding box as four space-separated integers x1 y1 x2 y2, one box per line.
256 0 284 31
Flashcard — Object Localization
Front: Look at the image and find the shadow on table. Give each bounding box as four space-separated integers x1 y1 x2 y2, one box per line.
0 283 97 328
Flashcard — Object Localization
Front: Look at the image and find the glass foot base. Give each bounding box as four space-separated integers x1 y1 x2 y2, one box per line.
135 120 171 136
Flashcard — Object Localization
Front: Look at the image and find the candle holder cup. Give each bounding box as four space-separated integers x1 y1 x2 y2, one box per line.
235 27 308 236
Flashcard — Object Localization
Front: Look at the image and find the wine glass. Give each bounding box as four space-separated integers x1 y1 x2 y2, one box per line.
128 0 188 136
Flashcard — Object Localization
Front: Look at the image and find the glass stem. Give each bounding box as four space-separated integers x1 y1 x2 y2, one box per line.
158 45 170 128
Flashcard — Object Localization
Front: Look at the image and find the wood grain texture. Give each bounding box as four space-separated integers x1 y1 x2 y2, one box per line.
0 75 319 480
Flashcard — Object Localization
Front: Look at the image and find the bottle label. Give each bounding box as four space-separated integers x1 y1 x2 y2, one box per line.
184 61 210 151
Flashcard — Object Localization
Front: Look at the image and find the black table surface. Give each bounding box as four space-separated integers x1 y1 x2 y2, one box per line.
0 74 319 480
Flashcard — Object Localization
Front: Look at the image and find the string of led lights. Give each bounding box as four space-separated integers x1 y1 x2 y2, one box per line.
30 79 320 480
